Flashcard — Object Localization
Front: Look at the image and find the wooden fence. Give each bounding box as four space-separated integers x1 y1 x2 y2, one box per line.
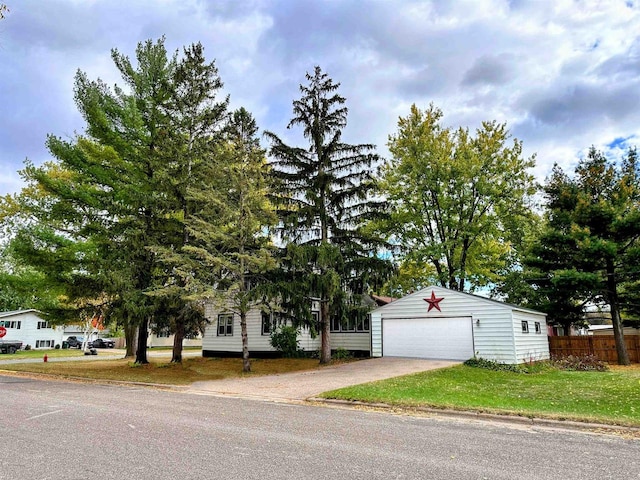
548 335 640 364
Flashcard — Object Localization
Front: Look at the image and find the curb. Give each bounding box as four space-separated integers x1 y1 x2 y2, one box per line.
307 397 640 435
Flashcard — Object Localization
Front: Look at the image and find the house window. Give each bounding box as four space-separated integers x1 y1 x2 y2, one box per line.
37 321 50 329
521 321 529 333
534 322 542 334
312 311 320 334
35 340 54 348
261 312 289 335
356 315 370 332
330 313 369 333
261 312 272 335
0 320 21 329
217 314 234 336
156 329 171 338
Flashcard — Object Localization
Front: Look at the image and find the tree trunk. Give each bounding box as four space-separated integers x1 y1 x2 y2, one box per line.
135 317 149 364
319 300 331 364
606 259 630 365
124 322 137 358
240 311 251 373
171 319 184 363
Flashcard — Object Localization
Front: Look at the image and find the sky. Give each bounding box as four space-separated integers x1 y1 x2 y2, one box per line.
1 0 640 196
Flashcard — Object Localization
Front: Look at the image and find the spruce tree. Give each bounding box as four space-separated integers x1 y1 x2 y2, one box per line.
265 66 391 364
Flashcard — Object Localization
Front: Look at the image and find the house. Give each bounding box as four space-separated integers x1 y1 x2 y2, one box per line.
202 286 549 364
147 329 202 348
202 299 371 357
370 286 549 364
0 309 65 349
590 325 640 336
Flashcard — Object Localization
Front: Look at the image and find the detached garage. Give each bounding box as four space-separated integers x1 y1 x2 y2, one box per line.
371 286 549 364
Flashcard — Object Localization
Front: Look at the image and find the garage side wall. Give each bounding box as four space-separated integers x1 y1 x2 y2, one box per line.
512 310 550 362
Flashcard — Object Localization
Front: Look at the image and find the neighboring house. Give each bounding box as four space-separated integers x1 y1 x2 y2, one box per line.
547 325 586 336
62 325 101 343
202 299 372 357
590 325 640 336
370 286 550 364
0 309 65 349
147 329 202 348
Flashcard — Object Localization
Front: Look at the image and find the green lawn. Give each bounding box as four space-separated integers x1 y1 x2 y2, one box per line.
0 348 89 359
321 364 640 427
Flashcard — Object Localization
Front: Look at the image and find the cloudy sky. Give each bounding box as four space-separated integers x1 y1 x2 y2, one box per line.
1 0 639 196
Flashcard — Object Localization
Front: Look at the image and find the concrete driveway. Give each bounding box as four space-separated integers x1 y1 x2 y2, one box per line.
186 357 459 402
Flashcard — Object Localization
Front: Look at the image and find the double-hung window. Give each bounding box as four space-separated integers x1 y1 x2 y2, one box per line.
217 314 234 336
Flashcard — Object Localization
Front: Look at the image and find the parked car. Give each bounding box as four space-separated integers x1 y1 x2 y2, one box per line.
65 336 86 349
91 338 115 348
0 340 23 354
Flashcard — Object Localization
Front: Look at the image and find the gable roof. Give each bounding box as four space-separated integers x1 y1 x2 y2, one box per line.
373 286 546 317
0 309 39 319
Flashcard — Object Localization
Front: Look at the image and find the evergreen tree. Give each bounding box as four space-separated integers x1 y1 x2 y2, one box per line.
184 108 275 372
530 148 640 364
265 66 391 364
146 42 228 363
8 39 180 362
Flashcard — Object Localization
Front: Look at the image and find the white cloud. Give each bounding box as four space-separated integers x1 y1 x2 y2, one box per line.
2 0 640 196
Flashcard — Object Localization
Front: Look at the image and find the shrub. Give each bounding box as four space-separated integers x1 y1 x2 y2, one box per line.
464 357 521 372
24 344 31 351
551 354 609 372
332 347 352 361
270 325 301 358
464 357 551 374
54 344 60 349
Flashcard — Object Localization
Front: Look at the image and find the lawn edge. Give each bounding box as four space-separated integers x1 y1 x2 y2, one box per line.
0 368 189 390
309 397 640 435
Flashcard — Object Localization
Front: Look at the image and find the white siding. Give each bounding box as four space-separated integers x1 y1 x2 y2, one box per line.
512 310 550 362
203 303 307 353
0 311 65 349
372 286 547 364
148 334 202 348
203 303 371 354
330 332 371 352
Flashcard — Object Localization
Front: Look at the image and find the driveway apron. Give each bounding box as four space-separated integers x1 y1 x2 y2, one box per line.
186 357 459 401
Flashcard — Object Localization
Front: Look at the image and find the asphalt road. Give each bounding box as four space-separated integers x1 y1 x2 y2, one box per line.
1 374 638 480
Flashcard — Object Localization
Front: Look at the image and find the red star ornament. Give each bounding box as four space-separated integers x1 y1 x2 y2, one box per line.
424 290 444 312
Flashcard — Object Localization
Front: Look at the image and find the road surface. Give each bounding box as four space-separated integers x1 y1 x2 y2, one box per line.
1 374 638 480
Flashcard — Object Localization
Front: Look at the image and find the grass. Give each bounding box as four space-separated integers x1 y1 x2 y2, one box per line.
0 348 89 359
320 364 640 427
0 356 320 385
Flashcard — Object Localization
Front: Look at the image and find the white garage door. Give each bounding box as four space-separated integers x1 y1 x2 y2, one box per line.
383 316 474 360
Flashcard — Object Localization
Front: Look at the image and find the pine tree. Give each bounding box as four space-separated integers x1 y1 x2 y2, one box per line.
14 39 177 363
183 108 275 372
265 66 391 364
146 42 228 363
